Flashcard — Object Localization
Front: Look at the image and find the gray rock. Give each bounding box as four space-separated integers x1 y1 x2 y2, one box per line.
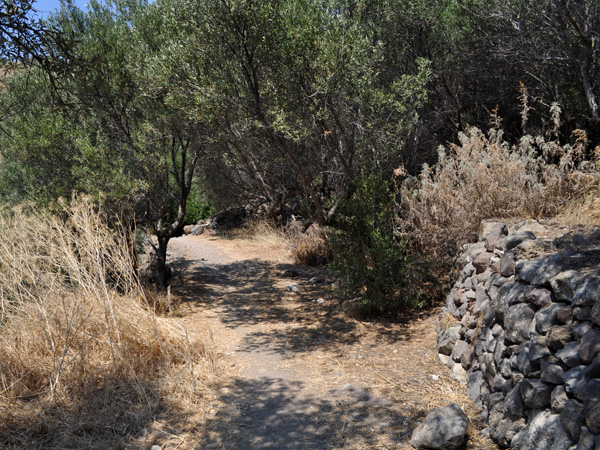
551 385 569 413
529 342 551 361
285 283 300 292
572 274 600 306
452 363 468 384
488 401 525 447
586 403 600 434
494 417 527 447
541 362 565 385
515 344 537 376
517 219 547 235
575 306 594 321
485 223 508 252
563 366 588 400
506 231 537 250
467 371 483 404
451 340 469 362
521 378 553 409
492 274 512 287
560 399 585 441
535 303 566 334
488 391 505 410
479 221 507 242
282 269 300 278
461 312 478 329
500 250 516 277
557 342 583 368
514 238 554 261
495 282 527 321
551 270 585 302
505 303 536 344
574 322 593 340
575 427 595 450
501 359 512 377
308 276 324 284
514 411 575 450
583 380 600 413
505 382 526 417
593 300 600 326
191 223 207 235
492 373 510 393
516 251 598 286
461 262 476 280
494 334 507 366
586 356 600 379
461 344 475 369
438 325 461 356
474 251 495 274
579 330 600 363
526 287 553 307
516 259 546 284
410 403 468 450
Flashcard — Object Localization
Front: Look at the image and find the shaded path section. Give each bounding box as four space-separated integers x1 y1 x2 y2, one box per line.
167 234 496 449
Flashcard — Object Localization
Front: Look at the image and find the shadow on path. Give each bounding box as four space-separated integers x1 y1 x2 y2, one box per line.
199 376 414 449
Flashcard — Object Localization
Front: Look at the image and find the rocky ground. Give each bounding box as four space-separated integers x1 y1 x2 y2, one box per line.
150 233 499 449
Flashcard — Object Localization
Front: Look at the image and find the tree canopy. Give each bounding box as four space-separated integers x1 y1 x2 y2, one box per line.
0 0 598 289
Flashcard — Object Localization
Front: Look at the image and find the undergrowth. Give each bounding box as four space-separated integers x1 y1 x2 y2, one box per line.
288 221 332 266
330 175 418 314
0 197 219 448
398 125 600 259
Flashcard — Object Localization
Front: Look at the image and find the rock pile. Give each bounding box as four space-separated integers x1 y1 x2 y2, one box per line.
437 220 600 449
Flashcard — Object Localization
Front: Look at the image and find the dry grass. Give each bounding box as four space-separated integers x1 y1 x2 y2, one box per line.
288 221 332 266
0 197 219 448
398 126 599 258
556 182 600 226
232 219 290 250
217 219 292 263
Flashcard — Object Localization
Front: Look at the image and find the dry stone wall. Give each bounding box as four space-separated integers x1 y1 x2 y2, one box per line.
437 220 600 449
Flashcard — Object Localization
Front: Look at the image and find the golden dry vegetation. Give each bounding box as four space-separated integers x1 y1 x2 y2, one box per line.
0 198 220 448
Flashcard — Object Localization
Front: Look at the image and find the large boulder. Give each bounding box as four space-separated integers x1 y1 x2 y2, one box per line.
410 404 468 450
511 411 574 450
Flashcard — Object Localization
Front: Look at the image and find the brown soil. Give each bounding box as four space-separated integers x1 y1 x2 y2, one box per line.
156 233 499 450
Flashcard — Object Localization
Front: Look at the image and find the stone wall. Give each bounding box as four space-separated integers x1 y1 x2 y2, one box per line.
437 220 600 449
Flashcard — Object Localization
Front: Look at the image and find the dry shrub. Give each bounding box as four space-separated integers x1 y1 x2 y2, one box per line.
398 126 598 258
556 171 600 226
0 197 218 448
232 218 290 250
288 221 332 266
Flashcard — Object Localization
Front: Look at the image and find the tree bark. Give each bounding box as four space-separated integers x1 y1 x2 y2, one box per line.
581 41 599 120
155 234 170 290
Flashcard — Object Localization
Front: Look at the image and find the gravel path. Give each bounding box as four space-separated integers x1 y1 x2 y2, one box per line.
165 234 496 450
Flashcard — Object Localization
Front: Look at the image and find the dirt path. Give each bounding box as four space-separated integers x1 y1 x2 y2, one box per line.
165 234 497 450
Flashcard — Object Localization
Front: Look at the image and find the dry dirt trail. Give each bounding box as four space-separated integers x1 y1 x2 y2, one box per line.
165 233 496 450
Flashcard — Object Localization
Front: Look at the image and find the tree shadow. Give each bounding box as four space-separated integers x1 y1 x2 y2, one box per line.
197 376 417 449
169 250 441 357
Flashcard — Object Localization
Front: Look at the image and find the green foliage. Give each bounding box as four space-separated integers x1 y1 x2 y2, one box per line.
184 187 214 224
330 175 418 314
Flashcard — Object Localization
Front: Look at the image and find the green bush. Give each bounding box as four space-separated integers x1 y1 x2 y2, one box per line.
185 187 215 225
330 175 418 314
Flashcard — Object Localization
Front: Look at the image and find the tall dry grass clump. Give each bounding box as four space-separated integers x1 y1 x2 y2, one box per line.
0 198 218 448
399 125 599 258
288 221 332 266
